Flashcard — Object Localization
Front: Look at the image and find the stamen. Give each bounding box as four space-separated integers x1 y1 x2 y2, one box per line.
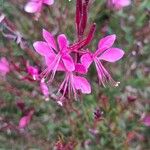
57 73 78 101
47 55 61 83
95 58 120 87
40 54 61 83
70 74 77 100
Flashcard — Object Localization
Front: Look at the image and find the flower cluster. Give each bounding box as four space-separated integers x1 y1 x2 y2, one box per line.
33 0 125 104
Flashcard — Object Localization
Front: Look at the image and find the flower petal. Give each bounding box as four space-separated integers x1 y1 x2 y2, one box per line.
75 63 87 74
43 0 54 5
73 76 91 94
0 57 9 75
33 41 54 56
62 54 75 71
142 115 150 126
118 0 131 7
45 55 56 66
98 48 124 62
19 116 30 128
57 34 68 52
95 34 116 56
0 63 9 74
81 53 93 69
24 1 41 13
45 56 65 71
42 29 57 50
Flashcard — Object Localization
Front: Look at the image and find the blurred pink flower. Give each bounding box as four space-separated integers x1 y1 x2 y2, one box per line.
19 108 34 129
24 0 54 14
107 0 131 10
0 57 10 76
26 63 39 80
33 29 75 82
40 78 49 101
19 115 31 128
141 114 150 127
81 34 124 87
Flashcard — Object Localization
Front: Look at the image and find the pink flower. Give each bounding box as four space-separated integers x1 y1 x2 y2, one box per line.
24 0 54 19
19 115 31 128
107 0 131 10
57 63 91 101
26 62 39 80
18 108 34 129
24 0 54 14
141 114 150 127
33 29 75 82
0 57 10 76
81 35 124 87
40 78 49 101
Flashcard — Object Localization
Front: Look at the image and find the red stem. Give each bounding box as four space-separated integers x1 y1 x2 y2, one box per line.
69 23 96 51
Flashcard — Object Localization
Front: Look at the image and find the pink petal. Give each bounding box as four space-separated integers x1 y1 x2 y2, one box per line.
24 1 41 13
19 116 30 128
45 55 56 66
42 29 57 50
57 34 68 52
95 34 116 56
27 65 39 80
117 0 131 7
73 76 91 94
142 115 150 126
98 48 124 62
57 62 66 71
62 54 75 71
75 63 87 74
1 57 9 66
27 66 38 75
43 0 54 5
45 56 65 71
33 41 54 56
0 57 9 75
0 64 9 74
81 53 93 69
109 0 131 10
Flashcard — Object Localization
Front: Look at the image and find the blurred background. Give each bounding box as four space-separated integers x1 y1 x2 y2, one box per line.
0 0 150 149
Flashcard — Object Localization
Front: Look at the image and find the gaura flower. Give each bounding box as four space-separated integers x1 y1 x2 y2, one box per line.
0 57 10 76
33 29 75 82
18 102 34 129
24 0 54 19
81 34 124 87
107 0 131 10
19 115 31 128
26 62 50 99
57 63 91 101
19 109 34 128
26 62 39 80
